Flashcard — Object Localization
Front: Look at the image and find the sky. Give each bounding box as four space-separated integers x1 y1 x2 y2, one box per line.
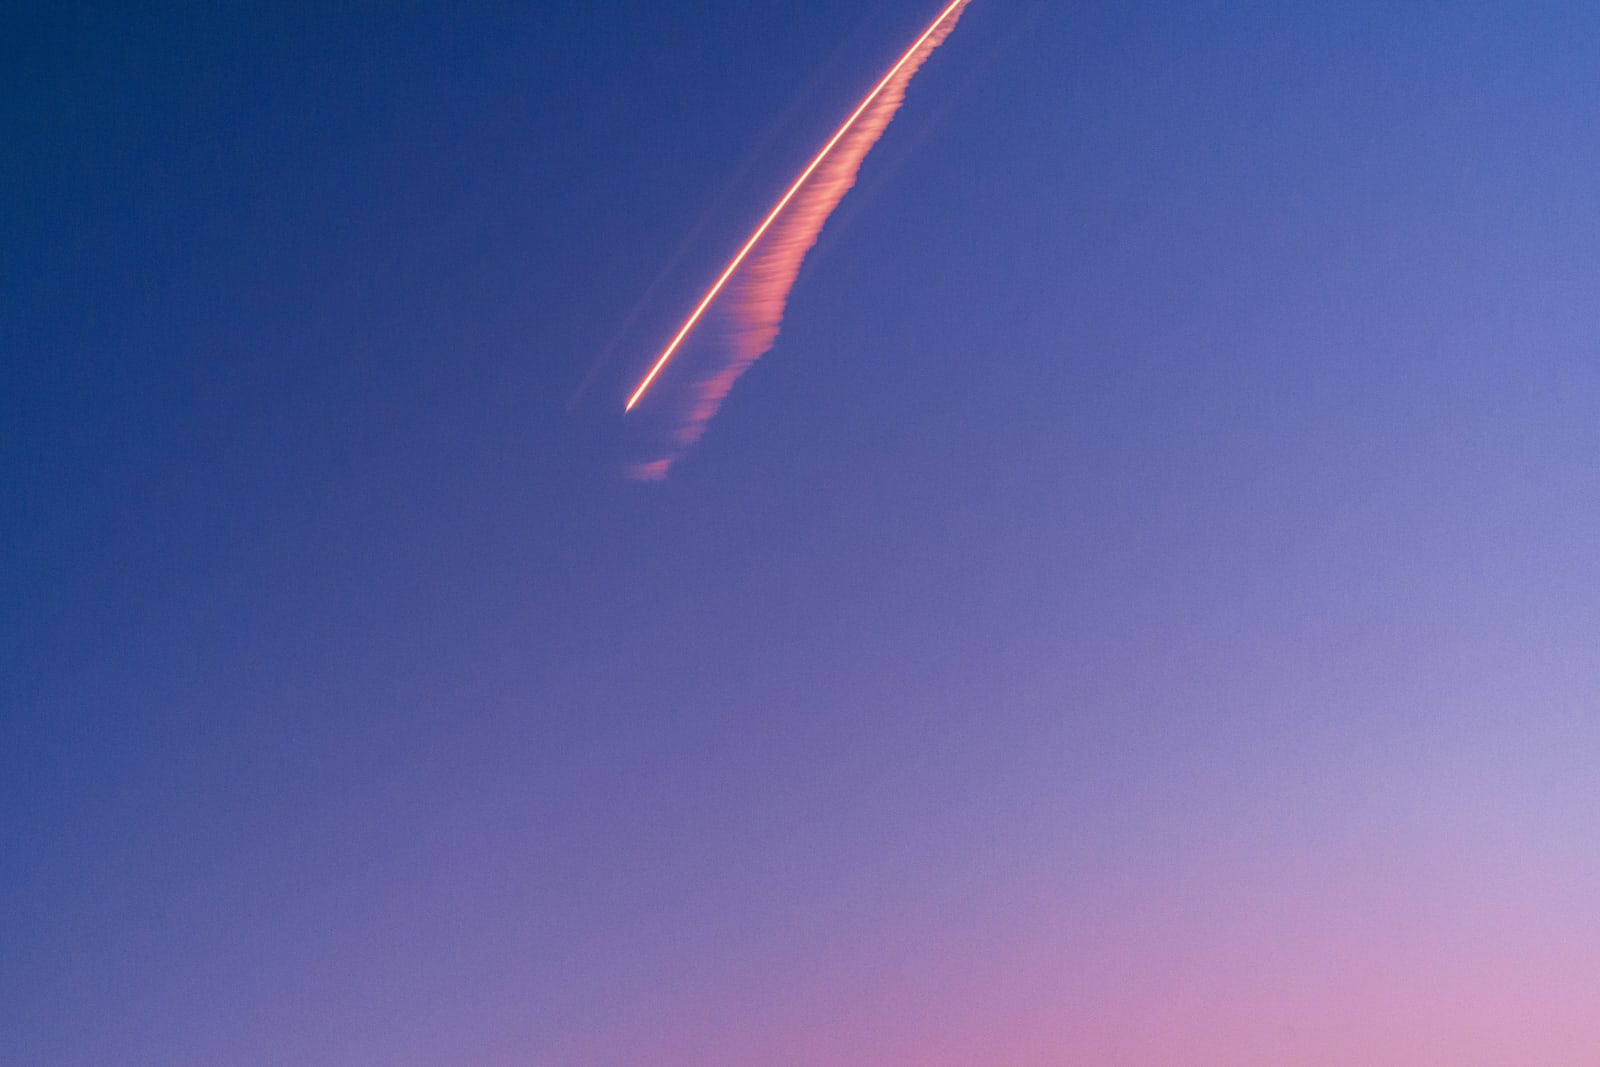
3 1 1598 1064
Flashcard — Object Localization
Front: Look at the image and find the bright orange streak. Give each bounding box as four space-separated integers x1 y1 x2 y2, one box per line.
625 0 971 412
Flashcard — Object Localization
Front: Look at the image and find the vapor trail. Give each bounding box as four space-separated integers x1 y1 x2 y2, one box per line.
626 0 972 476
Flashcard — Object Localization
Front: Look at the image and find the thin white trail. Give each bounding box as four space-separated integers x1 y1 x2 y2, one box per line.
627 0 972 478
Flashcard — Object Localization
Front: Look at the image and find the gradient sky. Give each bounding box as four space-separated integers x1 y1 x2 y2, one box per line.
4 2 1598 1064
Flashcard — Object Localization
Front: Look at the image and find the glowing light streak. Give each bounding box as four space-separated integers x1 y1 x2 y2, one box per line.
625 0 971 412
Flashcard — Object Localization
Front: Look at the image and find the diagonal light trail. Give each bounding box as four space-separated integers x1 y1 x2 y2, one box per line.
625 0 972 413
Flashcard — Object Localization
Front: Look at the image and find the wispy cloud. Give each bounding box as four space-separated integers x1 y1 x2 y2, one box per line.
629 1 971 478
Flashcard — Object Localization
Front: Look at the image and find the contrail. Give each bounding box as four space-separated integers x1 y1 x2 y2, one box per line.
625 0 972 474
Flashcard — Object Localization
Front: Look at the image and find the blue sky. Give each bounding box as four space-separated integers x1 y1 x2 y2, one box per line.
4 2 1598 1063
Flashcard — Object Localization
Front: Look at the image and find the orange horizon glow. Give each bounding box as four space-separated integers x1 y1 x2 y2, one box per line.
625 0 972 412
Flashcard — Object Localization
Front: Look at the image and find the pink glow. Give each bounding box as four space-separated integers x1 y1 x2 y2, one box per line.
568 815 1600 1065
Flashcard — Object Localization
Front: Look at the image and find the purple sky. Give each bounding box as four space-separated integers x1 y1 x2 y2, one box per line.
4 1 1598 1063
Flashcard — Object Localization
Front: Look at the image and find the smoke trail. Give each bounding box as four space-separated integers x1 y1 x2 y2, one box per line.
630 0 971 479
